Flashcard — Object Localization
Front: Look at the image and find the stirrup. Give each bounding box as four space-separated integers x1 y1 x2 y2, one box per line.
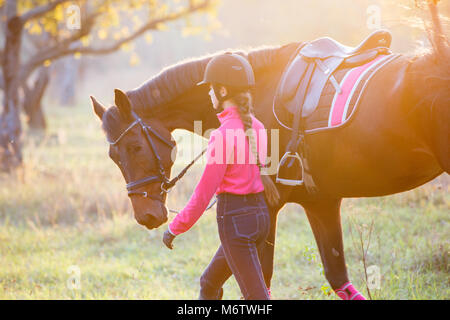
276 151 305 186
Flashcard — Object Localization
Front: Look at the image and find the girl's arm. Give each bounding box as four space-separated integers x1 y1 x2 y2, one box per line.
168 129 229 235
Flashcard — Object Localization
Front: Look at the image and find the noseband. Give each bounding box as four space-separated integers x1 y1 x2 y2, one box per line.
108 111 213 212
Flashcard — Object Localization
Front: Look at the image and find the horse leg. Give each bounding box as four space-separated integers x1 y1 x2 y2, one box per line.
301 198 366 300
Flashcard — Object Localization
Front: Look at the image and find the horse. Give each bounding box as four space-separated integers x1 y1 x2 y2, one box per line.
91 4 449 299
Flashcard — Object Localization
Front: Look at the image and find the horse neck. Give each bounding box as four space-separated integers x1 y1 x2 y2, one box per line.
141 42 300 136
149 103 220 137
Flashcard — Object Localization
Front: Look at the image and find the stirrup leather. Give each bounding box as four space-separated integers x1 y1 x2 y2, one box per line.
276 151 305 186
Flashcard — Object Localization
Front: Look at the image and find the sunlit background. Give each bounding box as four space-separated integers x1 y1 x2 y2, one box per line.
0 0 448 300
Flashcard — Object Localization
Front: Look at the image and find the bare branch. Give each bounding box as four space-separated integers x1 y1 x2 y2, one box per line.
20 0 213 82
57 0 212 56
20 0 72 24
19 10 99 83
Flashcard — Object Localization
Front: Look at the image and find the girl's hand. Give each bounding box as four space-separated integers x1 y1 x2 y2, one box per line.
162 229 176 249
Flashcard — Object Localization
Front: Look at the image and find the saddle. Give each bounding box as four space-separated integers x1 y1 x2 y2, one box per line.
274 30 392 190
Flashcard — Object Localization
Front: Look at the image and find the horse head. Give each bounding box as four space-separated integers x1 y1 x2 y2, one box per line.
91 89 176 230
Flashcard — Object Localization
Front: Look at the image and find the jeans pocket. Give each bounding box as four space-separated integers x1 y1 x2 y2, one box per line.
231 211 260 239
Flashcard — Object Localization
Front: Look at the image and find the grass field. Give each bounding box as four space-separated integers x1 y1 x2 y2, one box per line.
0 104 448 300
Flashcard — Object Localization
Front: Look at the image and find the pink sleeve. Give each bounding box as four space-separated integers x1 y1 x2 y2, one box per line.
168 130 229 235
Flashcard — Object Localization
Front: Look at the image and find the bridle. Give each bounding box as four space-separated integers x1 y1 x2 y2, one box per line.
108 111 214 212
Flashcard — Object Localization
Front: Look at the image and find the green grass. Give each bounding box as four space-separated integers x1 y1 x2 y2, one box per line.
0 104 448 299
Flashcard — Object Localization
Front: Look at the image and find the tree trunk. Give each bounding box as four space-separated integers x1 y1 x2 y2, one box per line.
22 67 49 130
56 56 79 106
0 1 24 171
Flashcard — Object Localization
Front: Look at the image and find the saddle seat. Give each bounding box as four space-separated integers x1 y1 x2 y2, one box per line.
274 30 392 188
277 30 392 118
300 29 392 59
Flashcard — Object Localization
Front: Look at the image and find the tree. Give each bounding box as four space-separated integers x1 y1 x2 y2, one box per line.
0 0 218 172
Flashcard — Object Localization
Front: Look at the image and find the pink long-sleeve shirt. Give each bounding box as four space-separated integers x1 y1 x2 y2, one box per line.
168 105 267 235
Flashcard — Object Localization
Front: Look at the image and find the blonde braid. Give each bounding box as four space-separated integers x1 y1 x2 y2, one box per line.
233 92 261 168
232 91 280 207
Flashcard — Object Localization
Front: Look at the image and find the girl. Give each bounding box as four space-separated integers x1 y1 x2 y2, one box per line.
163 52 280 300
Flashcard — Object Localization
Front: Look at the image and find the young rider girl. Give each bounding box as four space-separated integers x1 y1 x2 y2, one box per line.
162 52 280 300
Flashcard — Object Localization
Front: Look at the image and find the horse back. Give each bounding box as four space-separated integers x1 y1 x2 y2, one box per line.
302 56 443 197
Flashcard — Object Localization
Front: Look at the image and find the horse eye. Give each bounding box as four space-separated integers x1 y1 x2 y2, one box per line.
130 145 142 153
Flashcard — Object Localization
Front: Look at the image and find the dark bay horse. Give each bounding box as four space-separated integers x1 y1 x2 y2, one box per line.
91 6 449 298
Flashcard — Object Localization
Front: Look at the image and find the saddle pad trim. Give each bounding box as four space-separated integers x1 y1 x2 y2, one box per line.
328 55 388 127
304 53 400 135
328 67 354 127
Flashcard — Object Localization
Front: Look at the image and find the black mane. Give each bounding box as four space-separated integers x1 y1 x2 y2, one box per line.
126 42 300 115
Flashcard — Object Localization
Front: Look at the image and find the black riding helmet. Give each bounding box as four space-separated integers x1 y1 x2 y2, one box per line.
197 52 255 108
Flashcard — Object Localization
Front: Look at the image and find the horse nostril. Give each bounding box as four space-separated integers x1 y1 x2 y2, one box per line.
136 213 156 229
144 214 159 229
144 213 168 230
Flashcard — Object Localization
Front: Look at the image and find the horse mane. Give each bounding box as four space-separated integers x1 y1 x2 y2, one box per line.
407 49 450 109
407 2 450 109
126 42 300 115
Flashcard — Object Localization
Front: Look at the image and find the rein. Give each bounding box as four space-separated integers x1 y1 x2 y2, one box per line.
108 111 217 213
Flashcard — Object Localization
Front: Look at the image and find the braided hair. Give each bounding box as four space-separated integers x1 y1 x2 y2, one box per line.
232 92 261 168
228 89 280 207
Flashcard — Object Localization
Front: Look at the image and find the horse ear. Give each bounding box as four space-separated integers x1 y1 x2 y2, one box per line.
91 96 105 120
114 89 132 118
